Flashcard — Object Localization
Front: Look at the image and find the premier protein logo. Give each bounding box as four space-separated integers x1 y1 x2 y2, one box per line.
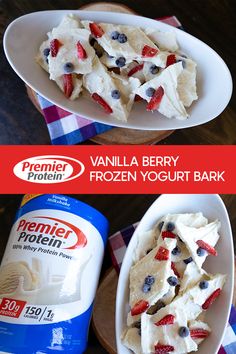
13 155 85 183
16 216 87 250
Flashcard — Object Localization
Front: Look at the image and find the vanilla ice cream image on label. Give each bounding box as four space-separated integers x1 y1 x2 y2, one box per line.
0 194 109 354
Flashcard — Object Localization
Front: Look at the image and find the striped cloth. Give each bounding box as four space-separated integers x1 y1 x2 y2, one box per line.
36 16 182 145
108 222 236 354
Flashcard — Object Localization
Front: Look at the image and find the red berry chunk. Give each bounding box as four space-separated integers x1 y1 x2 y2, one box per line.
155 314 175 326
134 94 143 102
162 231 176 239
142 45 158 57
190 328 210 339
196 240 217 256
166 54 176 67
91 93 113 114
155 246 169 261
50 39 62 57
146 86 164 111
171 262 180 278
202 288 221 310
63 74 74 98
89 22 104 38
154 344 174 354
127 63 144 77
131 299 149 316
77 41 87 59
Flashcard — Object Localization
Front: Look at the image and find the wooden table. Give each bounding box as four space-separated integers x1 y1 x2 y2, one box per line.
0 0 236 144
0 194 235 353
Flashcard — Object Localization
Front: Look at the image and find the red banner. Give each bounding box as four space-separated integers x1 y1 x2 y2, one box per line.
0 145 235 194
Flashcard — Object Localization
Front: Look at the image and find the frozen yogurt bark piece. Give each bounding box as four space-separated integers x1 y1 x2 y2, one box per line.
141 307 197 354
175 220 220 269
47 25 95 80
120 62 146 83
135 62 188 120
179 262 206 294
129 238 177 310
83 57 140 121
143 28 179 52
55 14 82 30
141 273 225 353
81 21 168 68
36 39 83 100
177 57 198 107
122 327 142 354
133 229 157 263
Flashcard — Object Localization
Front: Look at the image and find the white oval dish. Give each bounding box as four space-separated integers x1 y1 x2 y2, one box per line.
3 10 233 131
116 194 234 354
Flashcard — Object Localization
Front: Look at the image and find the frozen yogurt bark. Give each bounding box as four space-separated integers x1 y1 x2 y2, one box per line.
135 62 188 119
83 57 140 121
140 273 225 353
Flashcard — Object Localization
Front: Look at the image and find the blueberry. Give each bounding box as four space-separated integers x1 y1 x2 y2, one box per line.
150 64 159 75
183 257 193 264
197 247 206 257
177 59 186 68
115 57 126 67
145 275 155 285
142 283 151 293
158 221 164 231
179 326 190 338
199 280 209 290
111 90 121 99
172 246 181 256
63 62 74 73
118 33 128 43
111 31 120 40
146 87 155 97
43 48 50 58
167 222 175 232
167 276 178 286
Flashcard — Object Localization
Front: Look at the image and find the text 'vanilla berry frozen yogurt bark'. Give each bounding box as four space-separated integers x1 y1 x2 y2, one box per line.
36 14 198 122
122 213 227 354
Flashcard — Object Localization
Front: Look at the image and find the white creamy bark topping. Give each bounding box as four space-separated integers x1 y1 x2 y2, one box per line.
136 62 188 119
143 27 179 52
129 238 176 308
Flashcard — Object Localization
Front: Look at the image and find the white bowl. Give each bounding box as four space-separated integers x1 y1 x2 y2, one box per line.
116 194 234 354
3 10 233 131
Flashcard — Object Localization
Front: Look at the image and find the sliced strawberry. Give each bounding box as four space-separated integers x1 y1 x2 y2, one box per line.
63 74 74 98
131 300 149 316
134 94 143 102
155 314 175 326
91 93 113 114
196 240 217 256
166 54 176 67
146 86 164 111
127 63 144 77
190 328 210 339
154 344 174 354
89 22 104 38
202 288 221 310
171 262 180 278
162 231 176 239
155 246 169 261
142 45 158 57
77 41 87 59
50 39 62 57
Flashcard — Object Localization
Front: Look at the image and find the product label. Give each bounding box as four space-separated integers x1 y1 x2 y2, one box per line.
0 202 104 325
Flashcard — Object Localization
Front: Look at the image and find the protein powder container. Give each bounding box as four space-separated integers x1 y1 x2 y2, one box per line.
0 194 109 353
